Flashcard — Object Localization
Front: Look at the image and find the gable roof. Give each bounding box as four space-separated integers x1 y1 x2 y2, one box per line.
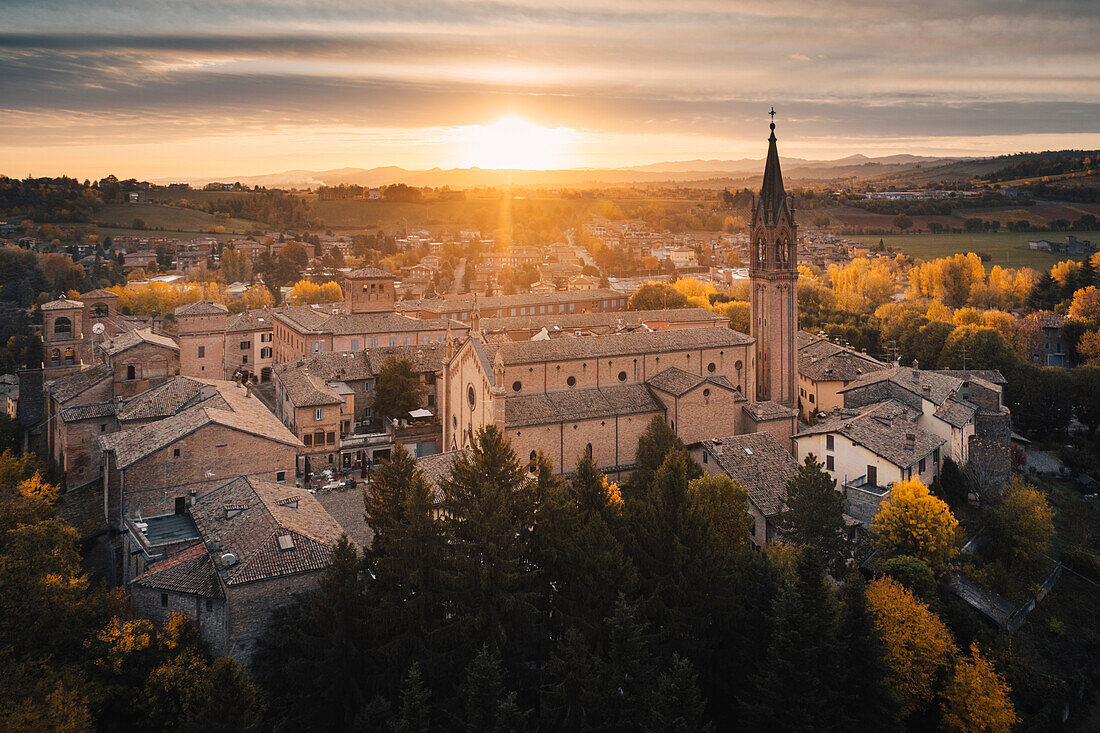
80 288 119 299
275 307 463 336
225 309 275 333
646 366 741 398
698 432 799 516
117 376 225 422
795 400 945 470
838 366 965 406
174 300 228 316
59 401 118 423
131 543 222 597
100 382 301 468
46 362 111 403
41 297 84 311
101 328 178 356
743 400 798 422
189 475 344 586
345 266 391 279
798 336 887 382
505 383 662 428
481 307 727 336
484 327 753 367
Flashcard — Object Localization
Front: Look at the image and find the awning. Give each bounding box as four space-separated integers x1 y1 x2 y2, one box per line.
409 408 433 419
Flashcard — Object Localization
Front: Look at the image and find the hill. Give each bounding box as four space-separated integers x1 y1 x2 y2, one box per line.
163 154 967 190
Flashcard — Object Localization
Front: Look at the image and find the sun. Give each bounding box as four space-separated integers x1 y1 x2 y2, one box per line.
457 116 575 170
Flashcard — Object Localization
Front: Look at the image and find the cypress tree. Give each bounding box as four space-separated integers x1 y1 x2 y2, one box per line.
630 416 702 493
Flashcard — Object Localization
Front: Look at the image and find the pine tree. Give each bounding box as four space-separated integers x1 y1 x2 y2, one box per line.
625 449 733 667
742 553 842 732
646 655 714 733
441 426 540 666
834 574 902 731
777 455 848 573
536 447 636 646
364 446 451 692
252 536 369 730
457 646 528 733
630 416 701 492
391 664 431 733
597 595 659 732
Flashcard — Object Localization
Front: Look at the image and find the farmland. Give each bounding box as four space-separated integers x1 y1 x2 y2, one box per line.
94 202 264 235
853 231 1099 268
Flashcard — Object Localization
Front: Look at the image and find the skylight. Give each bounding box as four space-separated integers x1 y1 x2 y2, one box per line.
276 534 295 551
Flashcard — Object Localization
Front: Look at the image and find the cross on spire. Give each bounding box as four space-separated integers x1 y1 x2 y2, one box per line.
769 106 776 121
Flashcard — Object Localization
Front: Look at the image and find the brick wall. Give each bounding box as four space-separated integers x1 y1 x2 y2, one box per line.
130 584 229 655
118 425 298 521
224 571 322 663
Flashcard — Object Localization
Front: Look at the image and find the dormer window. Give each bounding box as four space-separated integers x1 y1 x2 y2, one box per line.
276 534 295 551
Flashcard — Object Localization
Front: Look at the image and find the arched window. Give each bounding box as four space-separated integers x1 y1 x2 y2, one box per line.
54 317 72 337
585 443 592 456
529 450 537 462
91 303 108 318
63 347 75 365
126 365 136 380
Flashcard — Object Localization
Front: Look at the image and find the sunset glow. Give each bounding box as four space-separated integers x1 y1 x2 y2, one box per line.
455 117 577 170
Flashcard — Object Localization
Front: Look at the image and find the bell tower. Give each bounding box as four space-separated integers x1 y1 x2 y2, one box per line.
749 112 797 406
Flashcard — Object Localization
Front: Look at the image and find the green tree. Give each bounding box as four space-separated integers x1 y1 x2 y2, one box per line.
441 426 540 665
630 416 701 493
744 553 841 732
986 476 1054 574
934 456 969 509
647 654 714 733
1070 366 1100 437
777 455 848 572
834 574 902 730
457 646 528 733
629 282 689 310
391 664 431 733
881 555 937 603
689 473 753 551
363 446 451 689
372 357 426 421
938 325 1019 372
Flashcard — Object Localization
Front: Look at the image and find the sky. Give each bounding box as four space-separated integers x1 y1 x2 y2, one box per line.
2 0 1100 179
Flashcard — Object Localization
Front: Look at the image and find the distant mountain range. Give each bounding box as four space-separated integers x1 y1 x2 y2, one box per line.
166 154 971 190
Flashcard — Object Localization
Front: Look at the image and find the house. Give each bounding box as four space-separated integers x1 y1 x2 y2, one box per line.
1027 313 1067 366
794 400 946 527
692 431 799 547
128 475 344 662
797 333 888 421
99 379 302 526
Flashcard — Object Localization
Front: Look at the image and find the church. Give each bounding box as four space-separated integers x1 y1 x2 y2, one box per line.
438 120 800 476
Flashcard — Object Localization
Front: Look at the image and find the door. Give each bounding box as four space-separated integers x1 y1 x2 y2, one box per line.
866 465 877 487
174 497 186 514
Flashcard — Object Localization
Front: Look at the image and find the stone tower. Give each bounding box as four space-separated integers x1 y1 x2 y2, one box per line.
749 117 797 406
175 300 229 378
343 267 396 314
41 296 85 379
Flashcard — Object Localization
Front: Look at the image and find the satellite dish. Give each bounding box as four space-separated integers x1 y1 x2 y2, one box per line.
221 553 238 567
92 323 106 335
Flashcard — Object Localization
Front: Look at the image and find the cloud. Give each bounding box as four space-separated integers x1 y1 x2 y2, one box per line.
1 0 1099 175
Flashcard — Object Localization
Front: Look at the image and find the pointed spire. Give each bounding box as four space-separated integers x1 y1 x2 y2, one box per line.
759 112 787 226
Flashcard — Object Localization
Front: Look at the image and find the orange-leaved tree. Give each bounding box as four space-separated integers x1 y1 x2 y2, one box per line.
871 478 959 572
940 641 1017 732
865 576 956 717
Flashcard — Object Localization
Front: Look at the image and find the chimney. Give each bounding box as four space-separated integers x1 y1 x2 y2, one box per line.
905 433 916 450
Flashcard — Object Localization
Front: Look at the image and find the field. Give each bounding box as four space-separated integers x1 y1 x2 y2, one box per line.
853 231 1100 268
94 202 264 235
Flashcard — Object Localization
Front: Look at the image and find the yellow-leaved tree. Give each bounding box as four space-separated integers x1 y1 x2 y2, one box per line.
241 284 274 310
865 576 956 717
287 280 343 305
940 642 1017 732
871 478 959 572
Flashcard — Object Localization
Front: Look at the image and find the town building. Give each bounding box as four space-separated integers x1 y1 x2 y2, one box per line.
99 378 301 527
692 431 800 547
127 475 344 661
480 307 729 342
797 332 888 421
441 325 759 476
750 120 798 407
397 289 628 321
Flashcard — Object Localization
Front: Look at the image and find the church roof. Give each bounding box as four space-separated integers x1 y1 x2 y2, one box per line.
759 122 788 226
